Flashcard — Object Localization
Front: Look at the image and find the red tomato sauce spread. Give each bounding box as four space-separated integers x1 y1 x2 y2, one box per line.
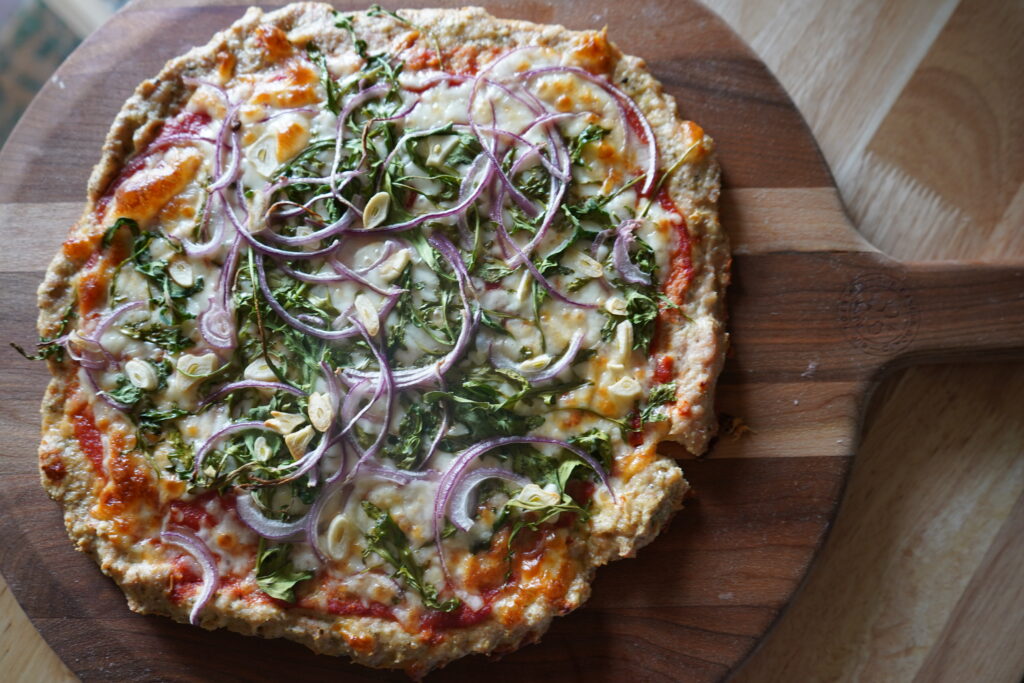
72 406 105 474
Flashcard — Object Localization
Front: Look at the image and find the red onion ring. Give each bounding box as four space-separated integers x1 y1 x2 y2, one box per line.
448 467 529 532
198 380 305 409
161 528 219 625
235 493 305 542
488 330 585 383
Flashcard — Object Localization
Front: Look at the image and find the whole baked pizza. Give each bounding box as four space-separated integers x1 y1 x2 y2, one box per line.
26 3 727 674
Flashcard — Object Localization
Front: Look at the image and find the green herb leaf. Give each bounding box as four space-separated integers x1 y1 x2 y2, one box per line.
255 540 313 602
569 124 610 166
639 381 677 424
362 502 459 612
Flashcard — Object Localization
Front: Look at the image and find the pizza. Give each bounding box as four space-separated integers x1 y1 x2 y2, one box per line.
28 3 727 675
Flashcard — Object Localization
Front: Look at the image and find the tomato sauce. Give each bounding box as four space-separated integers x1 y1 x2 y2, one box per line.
326 597 396 621
92 109 211 219
167 491 232 531
169 500 215 532
169 555 202 605
72 406 105 474
653 354 674 384
160 110 211 138
421 600 493 644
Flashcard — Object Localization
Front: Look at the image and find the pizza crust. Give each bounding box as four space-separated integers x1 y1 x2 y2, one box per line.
36 4 726 674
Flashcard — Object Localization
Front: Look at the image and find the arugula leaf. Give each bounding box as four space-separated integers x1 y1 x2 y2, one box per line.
128 231 205 323
569 124 610 166
383 399 442 469
569 428 613 470
120 321 195 352
11 301 76 362
101 217 140 248
600 286 660 352
639 382 677 424
137 407 190 434
445 132 482 167
306 43 340 115
255 540 313 602
102 374 144 407
362 502 459 612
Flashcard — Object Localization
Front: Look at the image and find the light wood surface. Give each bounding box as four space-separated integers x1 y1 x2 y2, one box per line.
0 0 1020 681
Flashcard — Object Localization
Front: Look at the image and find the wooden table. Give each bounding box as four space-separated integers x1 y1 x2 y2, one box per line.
1 0 1021 680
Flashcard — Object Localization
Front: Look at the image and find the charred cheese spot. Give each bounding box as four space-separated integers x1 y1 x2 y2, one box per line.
253 24 294 62
250 61 320 108
274 118 311 162
568 29 615 74
186 86 228 120
94 435 158 528
215 49 236 84
496 528 577 626
113 148 203 224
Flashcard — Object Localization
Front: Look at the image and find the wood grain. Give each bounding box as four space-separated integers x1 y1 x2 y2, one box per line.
0 0 1021 681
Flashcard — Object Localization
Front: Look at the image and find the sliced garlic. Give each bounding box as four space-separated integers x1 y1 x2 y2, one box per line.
512 483 561 508
518 354 552 373
176 352 218 378
425 136 461 167
604 296 629 316
514 269 532 305
284 425 315 459
252 436 274 463
244 358 277 382
615 320 634 359
325 514 356 561
353 294 380 336
376 248 411 283
124 359 158 391
362 191 390 229
307 392 333 432
265 411 306 435
572 251 604 278
168 259 195 288
608 375 643 399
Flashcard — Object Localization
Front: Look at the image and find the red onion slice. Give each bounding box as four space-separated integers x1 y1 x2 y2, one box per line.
235 493 306 542
161 528 219 625
612 218 652 286
86 300 147 349
489 330 585 383
198 380 305 409
448 467 529 532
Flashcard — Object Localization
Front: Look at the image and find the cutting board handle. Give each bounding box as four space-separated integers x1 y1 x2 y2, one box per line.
877 260 1024 368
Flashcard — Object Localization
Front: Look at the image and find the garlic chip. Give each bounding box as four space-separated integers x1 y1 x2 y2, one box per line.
362 191 390 229
124 359 158 391
307 392 334 432
284 425 315 459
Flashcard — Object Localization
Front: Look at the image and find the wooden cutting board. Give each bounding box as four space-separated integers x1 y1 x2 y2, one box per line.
0 1 1021 680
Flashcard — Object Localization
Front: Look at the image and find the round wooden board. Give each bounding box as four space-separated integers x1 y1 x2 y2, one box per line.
0 1 1021 681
